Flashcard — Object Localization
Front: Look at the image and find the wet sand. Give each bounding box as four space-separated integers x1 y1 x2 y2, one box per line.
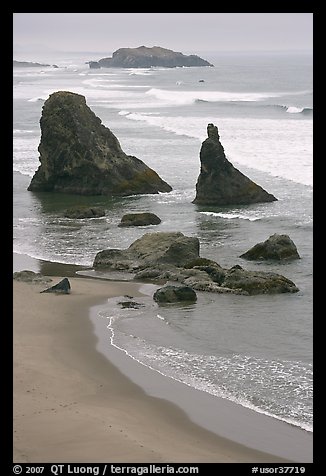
13 273 296 463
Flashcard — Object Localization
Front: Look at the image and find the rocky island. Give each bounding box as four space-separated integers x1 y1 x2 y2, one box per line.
193 124 277 205
13 60 57 68
88 46 213 69
27 91 172 196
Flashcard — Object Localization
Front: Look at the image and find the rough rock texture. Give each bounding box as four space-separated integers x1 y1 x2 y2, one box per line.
92 231 298 295
118 212 161 227
193 124 277 205
222 265 299 295
27 91 172 196
153 285 197 303
13 270 52 284
240 234 300 261
63 206 106 219
93 232 200 270
90 46 213 69
41 277 71 294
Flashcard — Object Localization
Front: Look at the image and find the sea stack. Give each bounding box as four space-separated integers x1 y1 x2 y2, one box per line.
192 124 277 205
28 91 172 196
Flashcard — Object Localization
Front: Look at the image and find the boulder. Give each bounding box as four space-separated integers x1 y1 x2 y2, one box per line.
118 212 161 227
88 61 101 69
13 270 52 284
222 265 299 295
63 206 105 219
153 285 197 303
240 234 300 261
93 232 200 270
193 124 277 205
41 277 71 294
90 46 213 69
27 91 172 196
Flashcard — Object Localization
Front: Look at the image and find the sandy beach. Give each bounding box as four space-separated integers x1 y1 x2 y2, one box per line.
13 273 296 464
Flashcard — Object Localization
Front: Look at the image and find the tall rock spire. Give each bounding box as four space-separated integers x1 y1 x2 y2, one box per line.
193 123 277 205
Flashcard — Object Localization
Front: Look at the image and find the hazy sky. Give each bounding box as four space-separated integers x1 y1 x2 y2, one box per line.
13 12 313 55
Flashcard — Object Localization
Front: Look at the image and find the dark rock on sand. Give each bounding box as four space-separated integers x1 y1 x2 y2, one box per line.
193 124 277 205
90 46 213 69
13 270 52 284
118 212 161 227
63 206 106 219
27 91 172 196
240 234 300 261
153 285 197 303
41 277 71 294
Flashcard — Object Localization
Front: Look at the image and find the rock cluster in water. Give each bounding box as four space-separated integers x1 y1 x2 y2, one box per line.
93 231 299 295
27 91 172 196
193 124 277 205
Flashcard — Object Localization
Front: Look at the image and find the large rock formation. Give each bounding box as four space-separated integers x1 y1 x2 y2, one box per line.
89 46 213 69
92 231 299 295
192 124 277 205
27 91 172 196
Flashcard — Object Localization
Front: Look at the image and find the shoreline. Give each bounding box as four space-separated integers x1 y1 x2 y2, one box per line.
13 254 312 462
90 301 313 462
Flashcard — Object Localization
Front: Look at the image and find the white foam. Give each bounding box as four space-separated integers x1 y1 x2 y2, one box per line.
27 96 46 102
286 106 305 114
157 314 166 321
128 69 154 76
83 77 148 89
200 211 261 221
104 309 312 433
13 129 35 134
145 88 291 106
118 110 131 116
13 135 40 177
124 113 313 187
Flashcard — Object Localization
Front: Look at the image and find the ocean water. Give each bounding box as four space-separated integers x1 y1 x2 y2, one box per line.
13 51 313 433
